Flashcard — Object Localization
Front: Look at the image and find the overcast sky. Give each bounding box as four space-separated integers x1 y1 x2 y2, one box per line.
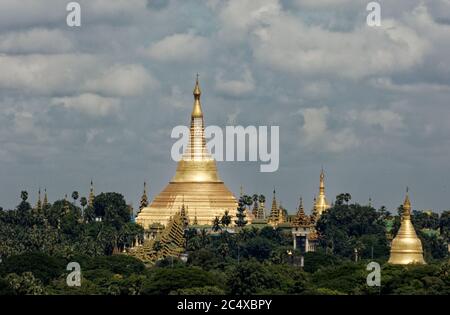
1 0 450 214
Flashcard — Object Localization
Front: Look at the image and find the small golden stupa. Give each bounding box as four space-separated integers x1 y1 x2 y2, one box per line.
314 168 330 216
388 190 426 265
136 77 238 228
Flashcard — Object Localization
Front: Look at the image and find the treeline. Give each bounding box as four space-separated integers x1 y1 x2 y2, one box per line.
0 191 143 258
0 191 449 295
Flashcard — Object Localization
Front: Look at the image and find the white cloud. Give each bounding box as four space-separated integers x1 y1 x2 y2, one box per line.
293 0 359 9
0 0 148 28
84 64 158 96
0 54 156 97
0 54 99 95
215 67 255 96
348 109 405 133
299 107 360 153
51 93 121 117
0 29 73 54
145 33 210 62
251 14 428 79
217 0 281 42
370 77 450 93
300 81 332 100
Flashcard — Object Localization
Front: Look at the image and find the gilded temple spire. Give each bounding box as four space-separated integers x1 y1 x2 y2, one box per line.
388 188 425 265
315 168 330 216
403 187 411 219
43 188 48 208
268 188 279 225
191 74 203 118
294 197 310 227
180 196 189 228
88 180 95 207
140 182 149 211
35 188 42 212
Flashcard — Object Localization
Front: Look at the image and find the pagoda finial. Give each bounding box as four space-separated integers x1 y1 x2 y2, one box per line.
403 187 411 217
35 188 42 212
139 182 149 211
88 180 95 207
320 167 325 187
43 188 48 208
192 74 203 118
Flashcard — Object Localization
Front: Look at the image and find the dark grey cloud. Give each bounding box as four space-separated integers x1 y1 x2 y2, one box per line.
1 0 450 215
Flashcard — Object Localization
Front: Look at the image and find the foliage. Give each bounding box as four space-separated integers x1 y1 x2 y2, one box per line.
316 201 389 259
141 266 219 295
235 196 249 228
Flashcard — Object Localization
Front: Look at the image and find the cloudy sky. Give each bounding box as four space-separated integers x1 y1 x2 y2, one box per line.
1 0 450 214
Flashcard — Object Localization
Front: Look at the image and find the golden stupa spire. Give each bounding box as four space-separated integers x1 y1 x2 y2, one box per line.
193 209 198 225
140 182 149 211
180 195 189 228
388 188 425 265
268 188 279 225
43 188 48 208
315 168 330 216
191 74 203 118
35 188 42 212
88 180 95 207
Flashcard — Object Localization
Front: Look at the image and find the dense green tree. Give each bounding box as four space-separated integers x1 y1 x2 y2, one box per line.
17 191 32 216
335 193 352 206
80 197 87 209
418 231 448 261
93 193 130 226
234 197 248 228
187 248 221 270
141 267 218 295
412 210 440 230
0 253 65 284
212 216 222 232
226 260 308 295
241 236 274 261
170 286 225 295
439 211 450 241
316 203 389 259
303 251 343 273
220 210 232 228
5 272 45 295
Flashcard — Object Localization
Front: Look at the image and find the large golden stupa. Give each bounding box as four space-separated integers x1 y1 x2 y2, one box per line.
136 77 238 228
388 191 426 265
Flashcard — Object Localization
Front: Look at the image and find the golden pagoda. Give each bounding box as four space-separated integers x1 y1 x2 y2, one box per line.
139 182 149 211
43 189 49 209
35 188 42 213
388 190 426 265
314 168 330 216
293 197 310 227
88 180 95 207
136 77 238 227
268 189 279 226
